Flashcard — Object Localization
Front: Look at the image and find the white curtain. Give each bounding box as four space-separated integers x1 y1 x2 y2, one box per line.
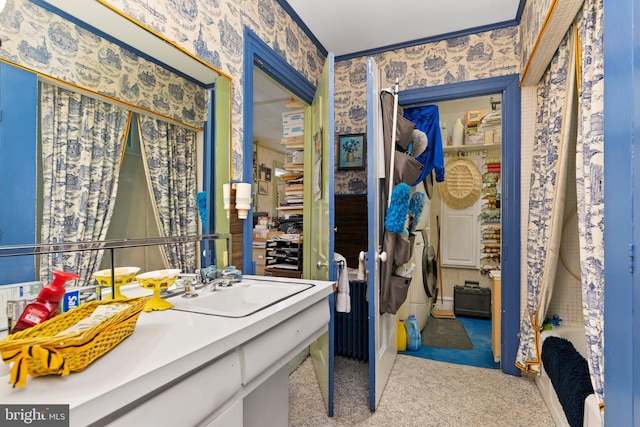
138 115 198 272
39 83 130 285
516 30 577 372
576 0 605 405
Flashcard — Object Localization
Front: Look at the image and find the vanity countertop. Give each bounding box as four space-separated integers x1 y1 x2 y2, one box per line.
0 276 335 426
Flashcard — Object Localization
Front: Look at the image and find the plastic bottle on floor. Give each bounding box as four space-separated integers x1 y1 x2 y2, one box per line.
397 319 407 351
405 313 421 351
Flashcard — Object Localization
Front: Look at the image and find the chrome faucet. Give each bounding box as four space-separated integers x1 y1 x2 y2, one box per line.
220 267 243 283
198 266 243 292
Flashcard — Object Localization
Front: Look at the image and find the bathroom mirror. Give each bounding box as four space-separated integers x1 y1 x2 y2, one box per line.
0 1 232 283
33 0 227 87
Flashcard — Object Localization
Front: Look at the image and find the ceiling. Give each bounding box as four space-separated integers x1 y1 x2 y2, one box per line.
254 1 523 153
286 0 522 58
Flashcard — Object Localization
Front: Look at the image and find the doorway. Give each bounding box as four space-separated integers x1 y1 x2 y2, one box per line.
423 94 503 367
399 74 521 375
251 68 306 277
241 29 314 275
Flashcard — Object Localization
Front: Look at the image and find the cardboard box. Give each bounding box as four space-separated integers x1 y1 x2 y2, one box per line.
253 248 267 266
283 125 304 138
292 150 304 164
282 109 304 126
464 133 485 145
466 110 482 126
493 127 502 143
253 227 268 242
484 130 494 145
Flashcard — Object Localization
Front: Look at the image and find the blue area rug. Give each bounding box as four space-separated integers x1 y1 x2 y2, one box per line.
401 315 500 369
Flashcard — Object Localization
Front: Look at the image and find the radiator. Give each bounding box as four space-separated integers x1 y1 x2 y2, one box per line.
335 280 368 361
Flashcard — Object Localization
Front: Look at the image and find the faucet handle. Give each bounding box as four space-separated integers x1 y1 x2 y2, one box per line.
181 277 199 298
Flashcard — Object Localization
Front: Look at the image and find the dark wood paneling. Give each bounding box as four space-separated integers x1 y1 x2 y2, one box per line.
334 195 368 268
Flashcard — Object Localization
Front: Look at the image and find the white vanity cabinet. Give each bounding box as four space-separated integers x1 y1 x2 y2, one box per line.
108 350 243 426
0 276 334 427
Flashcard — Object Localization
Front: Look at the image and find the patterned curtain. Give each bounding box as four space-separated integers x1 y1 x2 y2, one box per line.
516 30 577 372
39 83 130 286
576 0 605 405
138 115 198 272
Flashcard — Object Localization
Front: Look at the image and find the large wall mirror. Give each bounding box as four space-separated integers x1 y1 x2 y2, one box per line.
0 0 232 286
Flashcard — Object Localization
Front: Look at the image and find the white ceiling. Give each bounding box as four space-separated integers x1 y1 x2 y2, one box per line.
286 0 522 57
254 1 522 153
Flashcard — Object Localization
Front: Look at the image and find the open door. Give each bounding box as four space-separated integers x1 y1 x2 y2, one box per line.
304 53 336 416
365 57 397 410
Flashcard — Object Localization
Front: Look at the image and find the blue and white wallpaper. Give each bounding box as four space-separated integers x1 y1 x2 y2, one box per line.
334 27 520 194
105 0 324 180
0 0 208 128
520 0 554 72
1 0 523 185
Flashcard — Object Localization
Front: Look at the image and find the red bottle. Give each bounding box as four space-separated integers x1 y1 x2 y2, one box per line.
10 270 80 334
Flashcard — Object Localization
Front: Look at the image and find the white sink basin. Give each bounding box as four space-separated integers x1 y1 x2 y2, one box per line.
168 278 314 317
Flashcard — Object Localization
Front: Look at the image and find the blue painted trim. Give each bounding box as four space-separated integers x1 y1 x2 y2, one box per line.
242 28 315 274
515 0 526 22
399 74 521 376
200 89 215 267
603 0 635 424
274 0 328 57
365 57 377 410
0 64 38 284
29 0 214 89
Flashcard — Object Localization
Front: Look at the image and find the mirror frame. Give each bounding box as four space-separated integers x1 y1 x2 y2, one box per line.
31 0 231 88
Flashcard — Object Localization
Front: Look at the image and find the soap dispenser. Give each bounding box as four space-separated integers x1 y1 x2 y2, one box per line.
11 270 80 334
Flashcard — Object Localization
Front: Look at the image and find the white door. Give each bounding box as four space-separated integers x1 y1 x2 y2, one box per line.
365 57 397 410
440 155 482 269
305 53 335 416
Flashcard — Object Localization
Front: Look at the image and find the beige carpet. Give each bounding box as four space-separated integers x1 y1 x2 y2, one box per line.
289 355 555 426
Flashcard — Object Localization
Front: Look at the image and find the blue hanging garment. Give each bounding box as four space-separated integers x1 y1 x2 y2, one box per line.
403 105 445 184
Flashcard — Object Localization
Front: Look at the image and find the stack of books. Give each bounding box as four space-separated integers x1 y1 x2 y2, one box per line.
284 182 303 205
277 172 304 217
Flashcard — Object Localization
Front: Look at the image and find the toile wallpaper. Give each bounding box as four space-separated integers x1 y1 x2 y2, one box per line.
334 26 520 194
519 0 554 72
0 0 208 128
3 0 556 192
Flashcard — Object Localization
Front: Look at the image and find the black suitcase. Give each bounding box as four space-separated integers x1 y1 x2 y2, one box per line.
454 280 491 318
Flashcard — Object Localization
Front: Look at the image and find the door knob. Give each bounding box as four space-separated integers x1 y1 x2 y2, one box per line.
357 251 367 281
316 261 327 270
376 251 387 262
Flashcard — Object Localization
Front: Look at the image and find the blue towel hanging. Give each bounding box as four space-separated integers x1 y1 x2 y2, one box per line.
404 105 445 184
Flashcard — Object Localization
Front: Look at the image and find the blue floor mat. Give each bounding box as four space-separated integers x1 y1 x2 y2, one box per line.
400 315 500 369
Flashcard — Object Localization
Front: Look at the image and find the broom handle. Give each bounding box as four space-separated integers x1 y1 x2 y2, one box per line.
436 215 444 305
387 79 399 207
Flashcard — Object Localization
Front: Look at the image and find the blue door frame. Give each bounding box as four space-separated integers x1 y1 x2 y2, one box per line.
399 74 521 376
241 28 315 274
